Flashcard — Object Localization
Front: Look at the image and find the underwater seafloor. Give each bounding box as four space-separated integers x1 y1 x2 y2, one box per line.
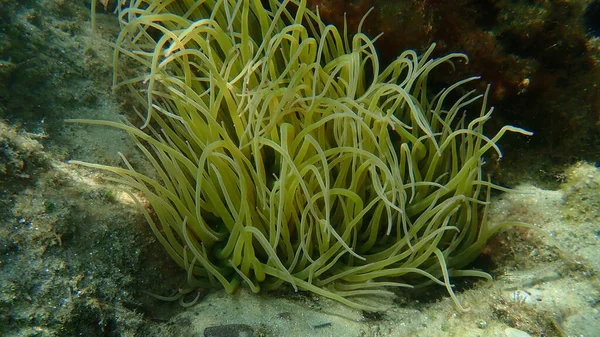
1 0 599 336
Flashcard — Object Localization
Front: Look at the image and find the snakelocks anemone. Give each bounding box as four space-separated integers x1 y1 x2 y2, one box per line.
71 0 532 310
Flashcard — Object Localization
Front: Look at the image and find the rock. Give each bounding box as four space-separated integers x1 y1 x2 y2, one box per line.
204 324 255 337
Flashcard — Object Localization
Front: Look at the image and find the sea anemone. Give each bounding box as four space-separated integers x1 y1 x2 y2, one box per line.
71 0 532 310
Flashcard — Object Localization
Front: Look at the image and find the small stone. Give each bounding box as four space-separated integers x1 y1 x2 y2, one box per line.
504 327 532 337
204 324 254 337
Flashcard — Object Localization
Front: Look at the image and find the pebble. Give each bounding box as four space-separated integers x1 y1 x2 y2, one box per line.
504 327 532 337
204 324 254 337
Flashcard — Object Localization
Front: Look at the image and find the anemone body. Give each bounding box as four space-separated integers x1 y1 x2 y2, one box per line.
72 0 531 310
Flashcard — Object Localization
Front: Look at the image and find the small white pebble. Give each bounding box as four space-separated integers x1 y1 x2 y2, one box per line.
505 327 532 337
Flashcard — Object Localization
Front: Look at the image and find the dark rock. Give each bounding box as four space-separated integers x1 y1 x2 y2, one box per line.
204 324 255 337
